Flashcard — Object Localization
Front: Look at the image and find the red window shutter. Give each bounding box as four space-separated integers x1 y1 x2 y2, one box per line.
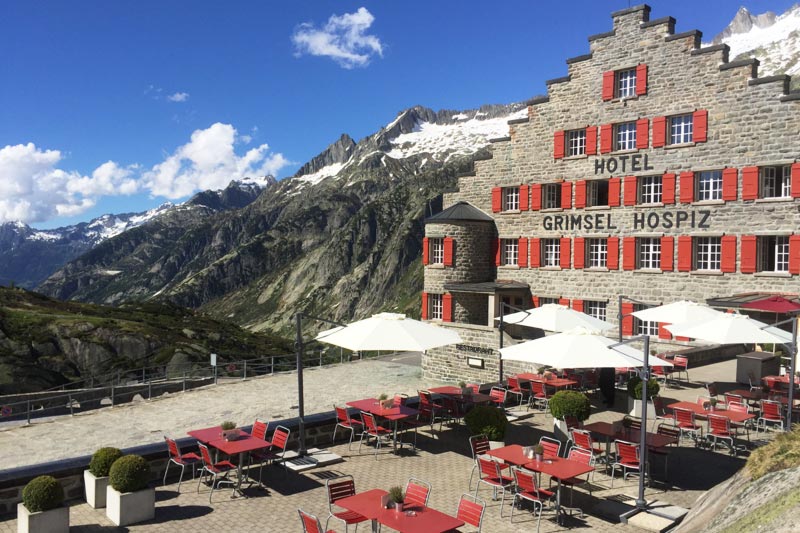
600 124 613 154
561 181 572 209
636 118 649 149
518 238 528 268
621 302 634 336
554 131 565 159
677 236 692 272
532 296 540 308
493 238 501 266
558 298 569 307
530 184 542 211
602 71 615 101
491 187 502 212
529 237 540 267
660 236 674 271
721 235 737 273
652 116 666 148
572 299 584 313
740 235 757 274
575 180 587 208
742 167 759 200
607 237 619 270
791 163 800 198
635 64 648 96
519 185 529 210
693 109 708 143
622 237 636 271
585 126 598 156
722 168 738 201
679 171 694 204
422 237 429 265
623 176 637 206
443 293 453 322
443 237 454 266
662 173 676 204
608 177 621 207
574 237 585 269
559 238 571 269
421 292 428 320
790 235 800 275
658 323 672 340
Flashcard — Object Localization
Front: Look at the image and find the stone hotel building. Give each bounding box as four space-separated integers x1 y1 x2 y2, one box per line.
422 5 800 382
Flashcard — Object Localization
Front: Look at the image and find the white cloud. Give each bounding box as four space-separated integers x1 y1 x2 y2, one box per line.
167 92 190 102
292 7 384 69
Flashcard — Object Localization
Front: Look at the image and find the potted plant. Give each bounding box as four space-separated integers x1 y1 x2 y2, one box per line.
533 443 545 462
84 447 122 509
18 476 68 533
708 397 719 411
627 375 660 418
377 393 393 409
220 421 239 441
458 381 471 395
106 454 155 526
388 485 405 513
549 390 591 442
464 404 508 449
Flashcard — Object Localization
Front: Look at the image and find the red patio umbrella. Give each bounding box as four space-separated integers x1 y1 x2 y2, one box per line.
742 295 800 314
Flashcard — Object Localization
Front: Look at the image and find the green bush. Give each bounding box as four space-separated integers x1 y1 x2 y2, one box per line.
220 421 236 431
464 404 508 441
627 375 660 400
549 390 591 421
22 476 64 512
109 455 150 493
89 447 123 478
388 485 405 503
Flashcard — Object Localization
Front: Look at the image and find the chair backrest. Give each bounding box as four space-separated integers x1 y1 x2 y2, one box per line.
298 509 323 533
531 381 547 396
165 436 180 459
419 390 433 407
571 429 593 451
564 416 582 431
335 405 350 423
723 393 743 406
708 414 730 434
512 466 537 493
405 478 431 507
490 387 506 403
539 436 561 457
456 493 485 529
271 426 290 451
727 401 747 413
762 399 781 417
467 384 480 394
674 355 689 369
252 419 269 441
567 447 592 465
477 456 501 479
652 395 666 415
507 376 520 389
674 407 695 426
615 440 640 464
469 434 489 459
198 443 213 466
706 382 718 397
326 475 356 505
393 393 408 407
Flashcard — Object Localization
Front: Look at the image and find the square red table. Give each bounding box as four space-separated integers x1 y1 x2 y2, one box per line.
428 386 493 404
582 421 679 449
336 488 463 533
667 401 755 423
524 455 595 524
515 373 578 389
347 398 419 452
188 426 271 497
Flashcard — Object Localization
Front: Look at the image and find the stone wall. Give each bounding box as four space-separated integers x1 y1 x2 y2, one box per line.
424 220 495 293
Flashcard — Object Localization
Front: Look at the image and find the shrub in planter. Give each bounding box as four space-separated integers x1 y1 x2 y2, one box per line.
388 485 405 511
19 476 68 533
110 455 150 493
549 390 591 422
107 455 154 526
464 404 508 442
627 376 660 400
85 447 122 508
90 447 123 478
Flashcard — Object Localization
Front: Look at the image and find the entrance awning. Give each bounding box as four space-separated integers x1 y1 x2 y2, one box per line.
443 280 530 294
706 292 800 311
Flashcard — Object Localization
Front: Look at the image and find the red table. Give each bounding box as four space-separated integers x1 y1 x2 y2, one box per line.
583 421 679 450
188 426 272 496
347 398 419 452
428 385 492 404
515 373 578 389
667 401 755 424
763 375 800 391
336 489 463 533
485 443 554 465
730 388 799 407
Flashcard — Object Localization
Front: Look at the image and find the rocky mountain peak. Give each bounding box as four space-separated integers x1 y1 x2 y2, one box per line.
296 134 356 177
712 5 779 44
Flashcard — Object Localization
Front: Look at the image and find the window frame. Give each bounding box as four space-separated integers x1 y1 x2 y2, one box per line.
637 237 661 270
757 235 790 273
541 238 561 267
585 300 607 321
760 165 792 199
614 121 637 151
429 237 444 265
501 238 519 266
668 114 694 145
695 170 723 201
502 186 520 211
542 183 562 210
638 175 663 204
616 68 637 99
694 236 722 271
429 293 443 320
586 179 610 207
566 128 587 157
586 238 608 268
634 303 659 337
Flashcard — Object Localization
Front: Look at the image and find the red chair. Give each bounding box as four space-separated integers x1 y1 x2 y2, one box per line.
474 457 514 516
259 425 291 473
332 406 363 450
757 399 784 434
610 440 645 487
358 412 393 458
538 436 561 458
455 493 486 532
727 401 753 441
674 407 703 443
299 508 338 533
393 393 409 407
196 443 236 503
707 414 743 455
556 448 594 505
528 381 550 412
649 423 681 479
505 376 526 405
570 429 604 464
671 355 689 382
652 396 675 430
510 467 554 528
324 475 368 532
467 383 480 394
467 434 509 490
247 419 272 484
163 436 201 490
405 477 431 508
489 387 507 408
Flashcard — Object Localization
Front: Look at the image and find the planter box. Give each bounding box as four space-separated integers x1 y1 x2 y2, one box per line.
628 398 656 419
17 503 69 533
106 486 155 526
553 419 571 443
84 470 109 509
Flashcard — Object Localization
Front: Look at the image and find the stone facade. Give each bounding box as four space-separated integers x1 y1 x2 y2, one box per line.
423 4 800 382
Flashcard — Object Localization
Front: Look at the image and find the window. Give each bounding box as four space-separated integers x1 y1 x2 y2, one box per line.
638 175 662 204
637 238 661 269
585 300 607 321
696 170 722 201
542 183 562 209
694 237 721 271
502 187 520 210
587 238 607 268
538 297 560 306
669 114 693 145
614 122 637 151
758 236 790 272
428 238 444 265
429 294 443 320
586 180 610 207
501 239 519 266
634 304 659 337
616 68 637 98
567 129 586 157
542 239 561 267
761 165 791 199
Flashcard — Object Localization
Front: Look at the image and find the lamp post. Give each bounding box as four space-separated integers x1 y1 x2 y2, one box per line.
617 295 653 342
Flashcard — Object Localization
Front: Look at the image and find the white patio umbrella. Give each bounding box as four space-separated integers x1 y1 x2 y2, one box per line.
631 299 725 324
499 327 673 369
665 313 792 344
497 304 614 332
315 312 462 351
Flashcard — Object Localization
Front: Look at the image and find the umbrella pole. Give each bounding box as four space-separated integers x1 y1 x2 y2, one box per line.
295 312 307 456
787 317 797 431
636 335 650 510
498 311 505 382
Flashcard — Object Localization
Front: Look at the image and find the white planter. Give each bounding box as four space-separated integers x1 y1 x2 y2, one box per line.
106 486 155 526
553 418 571 443
488 440 505 450
17 503 69 533
628 398 656 419
84 470 109 509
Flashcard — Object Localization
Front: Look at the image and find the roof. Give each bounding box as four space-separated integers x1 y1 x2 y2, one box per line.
706 292 800 309
425 201 494 224
444 280 529 294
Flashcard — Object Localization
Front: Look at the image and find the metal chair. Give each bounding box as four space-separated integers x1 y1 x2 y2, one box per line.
652 396 675 431
163 436 200 490
727 401 753 441
538 436 561 458
555 448 594 505
474 457 514 516
196 443 236 503
405 477 432 507
358 412 393 458
455 493 486 533
260 425 291 472
610 440 646 487
299 508 339 533
570 429 604 464
674 407 703 444
649 423 681 479
528 381 550 412
505 376 526 405
489 386 507 408
671 355 689 382
510 467 554 530
332 406 363 450
707 414 744 455
467 434 509 490
324 475 368 532
757 399 785 434
247 419 272 485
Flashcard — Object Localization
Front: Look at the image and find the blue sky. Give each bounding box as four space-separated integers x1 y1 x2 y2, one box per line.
1 0 795 229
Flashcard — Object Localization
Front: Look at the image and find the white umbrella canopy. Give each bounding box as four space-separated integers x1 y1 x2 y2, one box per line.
499 327 673 369
631 300 725 324
315 312 462 352
497 304 614 332
665 313 792 344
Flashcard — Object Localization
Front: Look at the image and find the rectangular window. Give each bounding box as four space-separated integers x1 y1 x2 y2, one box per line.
502 186 520 210
694 237 722 271
638 175 662 204
758 236 790 272
634 304 659 337
761 165 792 199
669 114 694 145
538 297 560 306
696 170 722 201
586 180 609 207
637 237 661 270
429 237 444 265
542 183 562 209
617 68 637 98
542 238 561 267
587 238 608 268
585 300 607 321
501 239 519 266
614 122 637 151
429 294 443 320
567 129 586 157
